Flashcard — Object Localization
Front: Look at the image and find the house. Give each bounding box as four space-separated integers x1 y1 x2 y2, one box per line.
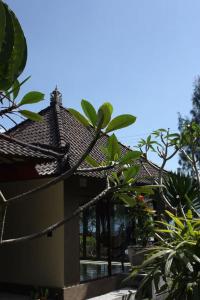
0 89 160 299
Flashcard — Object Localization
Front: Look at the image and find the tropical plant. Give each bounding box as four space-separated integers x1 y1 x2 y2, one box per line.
164 172 200 213
132 210 200 300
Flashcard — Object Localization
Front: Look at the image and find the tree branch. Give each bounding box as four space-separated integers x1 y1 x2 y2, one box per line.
1 185 117 245
76 164 117 173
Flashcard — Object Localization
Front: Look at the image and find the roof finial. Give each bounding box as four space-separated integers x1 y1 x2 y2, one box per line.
50 86 62 106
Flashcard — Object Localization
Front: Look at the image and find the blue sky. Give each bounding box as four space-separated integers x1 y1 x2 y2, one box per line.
6 0 200 170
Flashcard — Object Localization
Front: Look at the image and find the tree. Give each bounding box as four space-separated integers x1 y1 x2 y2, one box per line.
133 125 200 299
178 77 200 173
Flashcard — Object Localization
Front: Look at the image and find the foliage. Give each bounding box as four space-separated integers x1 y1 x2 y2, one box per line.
132 210 200 300
128 195 155 246
0 1 27 90
68 100 136 135
164 172 200 213
179 77 200 173
0 0 44 127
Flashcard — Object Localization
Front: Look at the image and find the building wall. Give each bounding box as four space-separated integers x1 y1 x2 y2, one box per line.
0 179 65 288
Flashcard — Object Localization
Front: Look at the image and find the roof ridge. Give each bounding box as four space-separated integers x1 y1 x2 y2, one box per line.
0 133 61 159
53 103 66 148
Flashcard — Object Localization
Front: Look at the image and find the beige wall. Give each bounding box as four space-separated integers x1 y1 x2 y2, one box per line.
0 179 65 288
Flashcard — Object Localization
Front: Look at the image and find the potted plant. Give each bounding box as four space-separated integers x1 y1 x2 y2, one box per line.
127 195 155 266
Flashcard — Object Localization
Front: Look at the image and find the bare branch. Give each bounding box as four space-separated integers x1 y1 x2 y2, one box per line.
0 204 8 242
140 160 176 213
0 190 7 203
1 185 117 245
76 164 117 173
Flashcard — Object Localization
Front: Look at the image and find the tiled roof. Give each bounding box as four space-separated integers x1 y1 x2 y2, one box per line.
6 89 160 183
0 134 55 163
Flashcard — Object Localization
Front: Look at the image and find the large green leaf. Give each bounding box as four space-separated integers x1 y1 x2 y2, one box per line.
119 150 141 164
6 9 27 87
117 193 136 207
85 155 100 167
106 114 136 133
0 2 27 90
19 91 44 106
123 165 140 183
68 108 90 127
165 211 185 230
19 110 43 122
0 1 6 53
0 3 13 64
97 102 113 129
141 249 172 268
107 134 121 161
12 79 20 100
81 99 97 127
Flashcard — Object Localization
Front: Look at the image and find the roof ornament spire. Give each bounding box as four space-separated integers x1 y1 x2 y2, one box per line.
50 86 62 106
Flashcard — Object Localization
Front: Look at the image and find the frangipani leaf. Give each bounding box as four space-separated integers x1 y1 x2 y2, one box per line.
97 102 113 129
81 99 97 127
119 150 141 164
19 110 43 122
68 108 90 127
106 114 136 133
123 165 140 183
0 1 6 54
107 133 121 161
85 155 100 167
117 194 136 207
0 2 27 90
19 91 44 105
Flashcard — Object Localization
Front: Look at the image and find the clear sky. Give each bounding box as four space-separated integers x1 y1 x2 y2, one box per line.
5 0 200 170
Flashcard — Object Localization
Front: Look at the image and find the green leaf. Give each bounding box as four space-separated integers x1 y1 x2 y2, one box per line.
141 249 172 268
85 155 100 167
81 99 97 127
68 108 90 127
5 76 31 100
19 91 44 106
193 254 200 264
0 3 14 90
110 172 120 184
0 1 6 54
97 102 113 129
117 194 136 207
106 114 136 133
123 165 140 183
186 210 193 220
12 79 20 100
19 110 43 122
107 134 121 161
165 251 176 275
165 211 185 230
147 135 151 144
119 150 141 164
0 3 27 90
